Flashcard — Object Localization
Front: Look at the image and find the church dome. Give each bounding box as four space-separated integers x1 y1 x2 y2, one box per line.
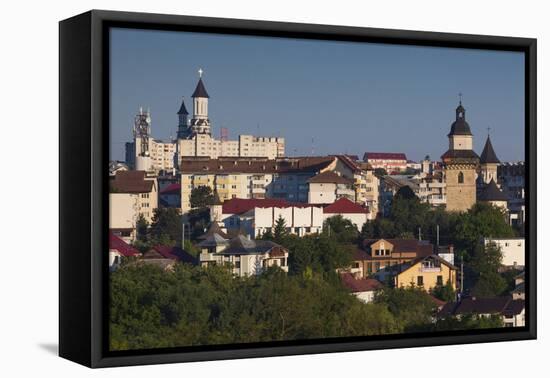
448 103 473 136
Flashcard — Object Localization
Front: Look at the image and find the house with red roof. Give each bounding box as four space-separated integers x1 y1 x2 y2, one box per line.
340 272 383 303
109 232 140 271
322 197 370 229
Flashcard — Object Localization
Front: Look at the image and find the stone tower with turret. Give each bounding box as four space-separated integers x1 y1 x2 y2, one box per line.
441 99 480 212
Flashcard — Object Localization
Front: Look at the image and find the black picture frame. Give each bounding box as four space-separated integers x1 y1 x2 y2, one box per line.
59 9 537 368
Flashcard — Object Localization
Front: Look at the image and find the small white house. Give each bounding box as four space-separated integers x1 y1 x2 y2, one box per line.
197 231 289 277
109 232 140 271
340 273 383 304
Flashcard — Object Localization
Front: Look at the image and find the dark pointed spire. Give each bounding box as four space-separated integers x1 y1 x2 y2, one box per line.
480 134 500 164
177 97 189 115
192 77 210 98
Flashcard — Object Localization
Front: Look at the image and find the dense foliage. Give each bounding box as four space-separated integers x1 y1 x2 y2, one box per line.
110 264 400 351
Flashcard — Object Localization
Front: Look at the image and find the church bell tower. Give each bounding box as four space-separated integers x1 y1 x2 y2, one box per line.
441 96 480 212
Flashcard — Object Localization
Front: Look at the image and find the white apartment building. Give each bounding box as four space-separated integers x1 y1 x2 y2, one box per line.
211 197 370 239
483 237 525 269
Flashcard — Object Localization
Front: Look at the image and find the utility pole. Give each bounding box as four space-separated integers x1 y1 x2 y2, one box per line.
418 227 422 241
436 224 440 248
460 253 464 294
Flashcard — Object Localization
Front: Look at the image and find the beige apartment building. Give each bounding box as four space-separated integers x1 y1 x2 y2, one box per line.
180 155 379 214
109 171 158 238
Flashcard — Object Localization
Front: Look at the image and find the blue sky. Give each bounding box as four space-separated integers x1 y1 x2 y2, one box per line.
110 28 525 163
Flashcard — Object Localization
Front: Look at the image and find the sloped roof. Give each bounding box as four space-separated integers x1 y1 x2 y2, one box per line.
323 197 369 214
191 78 210 98
478 179 508 202
308 171 352 184
197 233 230 248
222 197 314 215
363 152 407 161
180 156 335 174
145 245 197 264
177 97 189 115
220 235 288 256
110 171 154 193
440 296 523 317
480 135 500 164
441 149 480 162
109 233 140 257
340 273 383 293
362 238 433 256
197 222 229 240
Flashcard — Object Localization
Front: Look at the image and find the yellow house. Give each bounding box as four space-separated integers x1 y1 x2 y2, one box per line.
395 255 457 292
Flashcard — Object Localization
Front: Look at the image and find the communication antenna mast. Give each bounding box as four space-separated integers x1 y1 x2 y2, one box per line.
134 107 151 157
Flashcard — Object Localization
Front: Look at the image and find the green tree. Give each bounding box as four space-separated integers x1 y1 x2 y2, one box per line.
374 168 387 177
453 203 515 259
189 186 214 209
375 286 436 332
150 207 182 246
435 313 504 331
323 215 358 243
273 215 288 241
431 279 456 302
136 214 149 242
470 243 506 297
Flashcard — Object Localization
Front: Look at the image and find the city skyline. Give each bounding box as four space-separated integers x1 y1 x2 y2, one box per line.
110 28 525 163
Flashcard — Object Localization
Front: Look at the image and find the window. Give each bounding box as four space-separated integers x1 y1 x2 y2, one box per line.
437 275 443 285
417 276 424 286
458 171 464 184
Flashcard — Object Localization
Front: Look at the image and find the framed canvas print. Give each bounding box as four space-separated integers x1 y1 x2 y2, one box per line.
59 10 536 368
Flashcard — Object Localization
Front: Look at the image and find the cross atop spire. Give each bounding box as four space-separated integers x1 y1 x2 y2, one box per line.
458 92 463 105
198 68 203 78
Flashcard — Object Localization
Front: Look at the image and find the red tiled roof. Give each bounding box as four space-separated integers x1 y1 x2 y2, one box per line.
323 198 369 214
160 183 181 194
147 245 196 264
110 170 154 193
222 198 315 215
109 232 140 257
364 152 407 161
340 273 383 293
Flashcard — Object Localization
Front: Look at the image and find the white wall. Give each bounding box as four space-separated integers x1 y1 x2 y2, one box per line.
484 238 525 267
5 1 546 378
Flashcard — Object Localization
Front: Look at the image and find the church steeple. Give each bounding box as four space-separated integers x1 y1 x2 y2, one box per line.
177 97 189 139
190 68 211 135
447 97 473 151
441 95 480 212
479 132 500 185
480 134 500 164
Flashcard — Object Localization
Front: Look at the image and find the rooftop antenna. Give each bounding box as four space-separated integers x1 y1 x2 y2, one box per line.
311 137 315 156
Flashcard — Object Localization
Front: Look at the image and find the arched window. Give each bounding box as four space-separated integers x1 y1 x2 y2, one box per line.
458 171 464 184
